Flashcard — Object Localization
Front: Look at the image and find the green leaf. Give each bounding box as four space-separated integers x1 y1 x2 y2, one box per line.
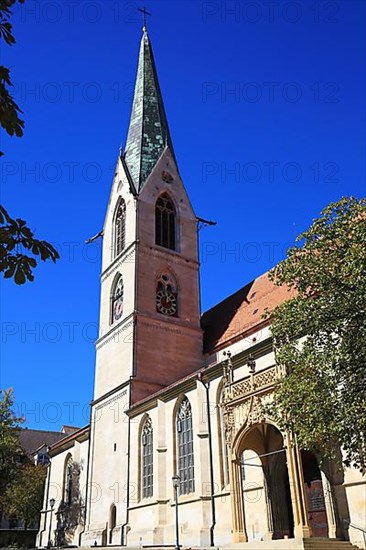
265 196 366 471
14 266 26 285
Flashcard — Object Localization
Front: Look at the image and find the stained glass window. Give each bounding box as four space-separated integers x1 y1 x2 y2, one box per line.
177 398 195 495
142 417 153 499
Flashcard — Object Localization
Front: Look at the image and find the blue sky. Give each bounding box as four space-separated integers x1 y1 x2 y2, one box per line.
1 0 365 430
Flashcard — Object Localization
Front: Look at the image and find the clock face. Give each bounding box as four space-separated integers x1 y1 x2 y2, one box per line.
114 298 123 321
156 289 177 316
113 279 124 322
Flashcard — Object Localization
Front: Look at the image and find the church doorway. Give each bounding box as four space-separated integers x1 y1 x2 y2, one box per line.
235 423 294 541
301 451 328 538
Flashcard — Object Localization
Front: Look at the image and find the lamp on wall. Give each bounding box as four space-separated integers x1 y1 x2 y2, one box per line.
172 475 180 550
47 498 56 548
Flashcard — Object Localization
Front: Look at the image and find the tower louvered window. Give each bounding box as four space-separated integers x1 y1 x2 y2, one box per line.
176 398 195 495
114 199 126 257
155 194 176 250
142 417 153 499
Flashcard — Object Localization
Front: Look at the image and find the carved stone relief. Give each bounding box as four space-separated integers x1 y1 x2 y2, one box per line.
222 366 276 447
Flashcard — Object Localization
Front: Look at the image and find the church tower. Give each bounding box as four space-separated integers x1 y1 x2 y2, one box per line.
84 28 203 542
94 26 203 406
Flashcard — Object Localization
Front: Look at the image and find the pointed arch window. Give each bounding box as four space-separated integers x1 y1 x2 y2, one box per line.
156 271 178 317
141 417 153 499
155 193 176 250
114 199 126 258
176 397 195 495
64 456 73 506
111 276 124 324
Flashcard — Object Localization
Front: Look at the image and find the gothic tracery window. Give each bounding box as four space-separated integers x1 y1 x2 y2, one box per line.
155 194 176 250
114 199 126 258
111 276 124 324
156 271 178 317
64 456 73 506
141 417 153 499
176 397 195 495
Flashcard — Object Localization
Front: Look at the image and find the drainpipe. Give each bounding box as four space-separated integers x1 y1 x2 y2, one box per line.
197 372 216 547
196 219 202 316
40 453 52 547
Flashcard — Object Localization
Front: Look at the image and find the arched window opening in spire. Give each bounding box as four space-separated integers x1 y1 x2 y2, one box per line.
114 199 126 258
111 276 124 324
176 397 195 495
141 417 153 499
156 271 178 317
155 194 176 250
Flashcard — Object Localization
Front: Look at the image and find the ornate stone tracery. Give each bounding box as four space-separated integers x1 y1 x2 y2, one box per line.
222 365 276 447
221 362 339 544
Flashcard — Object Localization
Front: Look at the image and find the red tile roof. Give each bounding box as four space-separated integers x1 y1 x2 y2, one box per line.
129 273 295 411
50 425 89 451
201 272 295 353
18 428 66 459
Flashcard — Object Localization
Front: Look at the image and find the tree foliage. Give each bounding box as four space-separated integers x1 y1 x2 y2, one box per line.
3 464 46 529
0 0 25 152
0 206 59 284
267 196 366 471
0 388 23 495
0 0 60 284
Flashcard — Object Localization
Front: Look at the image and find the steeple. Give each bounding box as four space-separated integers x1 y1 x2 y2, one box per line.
124 28 176 191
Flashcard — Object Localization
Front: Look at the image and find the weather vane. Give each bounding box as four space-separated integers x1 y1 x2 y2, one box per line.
138 7 151 29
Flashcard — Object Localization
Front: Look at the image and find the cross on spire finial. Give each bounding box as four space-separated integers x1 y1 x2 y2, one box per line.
138 6 151 30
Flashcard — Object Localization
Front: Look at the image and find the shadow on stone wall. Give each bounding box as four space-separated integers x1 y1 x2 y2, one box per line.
55 461 84 546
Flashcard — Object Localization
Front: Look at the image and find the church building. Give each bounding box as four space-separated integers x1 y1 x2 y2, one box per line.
36 26 365 550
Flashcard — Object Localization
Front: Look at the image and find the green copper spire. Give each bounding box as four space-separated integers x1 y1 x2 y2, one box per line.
124 28 176 191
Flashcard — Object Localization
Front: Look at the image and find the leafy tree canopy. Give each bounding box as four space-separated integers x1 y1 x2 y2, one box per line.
3 464 46 530
267 196 366 472
0 388 23 495
0 0 60 284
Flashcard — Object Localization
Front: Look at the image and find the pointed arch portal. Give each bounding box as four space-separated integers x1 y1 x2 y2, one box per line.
229 422 337 543
231 423 294 542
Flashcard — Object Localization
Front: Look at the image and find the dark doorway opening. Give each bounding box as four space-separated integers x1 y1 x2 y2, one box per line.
301 450 328 538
